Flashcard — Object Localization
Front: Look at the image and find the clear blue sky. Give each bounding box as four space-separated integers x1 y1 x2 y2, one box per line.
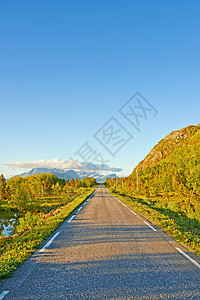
1 0 200 178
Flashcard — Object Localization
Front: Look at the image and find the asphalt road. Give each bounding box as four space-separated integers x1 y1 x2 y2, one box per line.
1 184 200 299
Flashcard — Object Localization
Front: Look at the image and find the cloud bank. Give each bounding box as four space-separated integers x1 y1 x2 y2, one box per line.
6 159 122 173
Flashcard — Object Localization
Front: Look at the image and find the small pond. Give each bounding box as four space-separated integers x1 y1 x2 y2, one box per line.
0 215 19 237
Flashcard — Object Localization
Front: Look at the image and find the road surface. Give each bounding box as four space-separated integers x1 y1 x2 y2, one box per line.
1 184 200 299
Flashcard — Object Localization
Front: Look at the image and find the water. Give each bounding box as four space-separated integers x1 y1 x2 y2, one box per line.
0 217 18 237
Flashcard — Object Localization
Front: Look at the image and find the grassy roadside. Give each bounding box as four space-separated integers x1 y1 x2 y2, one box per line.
0 188 95 279
106 188 200 256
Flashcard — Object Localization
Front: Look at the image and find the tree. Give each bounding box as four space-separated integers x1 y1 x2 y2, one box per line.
10 180 29 212
43 177 52 195
63 179 70 193
0 174 6 201
52 182 62 196
70 178 75 189
77 178 82 188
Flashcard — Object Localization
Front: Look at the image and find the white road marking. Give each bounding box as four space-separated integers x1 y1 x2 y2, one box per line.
77 207 82 212
114 193 154 228
0 291 9 300
144 221 157 231
129 209 137 216
68 215 75 222
116 198 137 216
39 231 61 252
176 248 200 270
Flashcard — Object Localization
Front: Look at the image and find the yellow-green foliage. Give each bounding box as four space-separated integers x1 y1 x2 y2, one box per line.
0 173 97 213
105 124 200 256
0 188 94 279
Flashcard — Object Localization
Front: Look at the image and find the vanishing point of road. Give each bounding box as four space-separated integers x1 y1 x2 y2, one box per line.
1 184 200 299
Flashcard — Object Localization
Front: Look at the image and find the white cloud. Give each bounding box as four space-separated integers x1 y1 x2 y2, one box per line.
6 159 82 170
6 159 122 173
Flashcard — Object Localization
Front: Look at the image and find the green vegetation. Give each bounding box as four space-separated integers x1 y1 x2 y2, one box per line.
105 124 200 255
0 173 97 278
0 173 96 214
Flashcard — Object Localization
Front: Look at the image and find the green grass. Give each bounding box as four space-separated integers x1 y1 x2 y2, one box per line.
0 188 94 279
107 188 200 256
0 211 19 219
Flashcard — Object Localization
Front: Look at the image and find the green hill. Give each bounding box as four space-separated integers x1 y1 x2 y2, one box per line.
124 124 200 205
137 123 200 171
106 124 200 202
105 124 200 255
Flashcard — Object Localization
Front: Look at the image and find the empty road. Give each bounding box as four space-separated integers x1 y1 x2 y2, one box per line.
1 184 200 299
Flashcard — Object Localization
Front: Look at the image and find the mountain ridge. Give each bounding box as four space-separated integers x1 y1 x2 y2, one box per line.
135 124 200 172
17 168 118 182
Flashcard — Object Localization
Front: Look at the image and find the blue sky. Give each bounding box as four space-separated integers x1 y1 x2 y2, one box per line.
1 0 200 178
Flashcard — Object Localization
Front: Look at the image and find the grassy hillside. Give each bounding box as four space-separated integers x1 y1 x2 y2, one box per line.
137 124 200 171
105 124 200 255
116 124 200 208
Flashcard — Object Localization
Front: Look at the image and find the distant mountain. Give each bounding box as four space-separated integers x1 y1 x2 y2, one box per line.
17 168 118 182
18 168 78 180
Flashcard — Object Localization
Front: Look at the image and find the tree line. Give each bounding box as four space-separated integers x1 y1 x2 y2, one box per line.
0 173 97 213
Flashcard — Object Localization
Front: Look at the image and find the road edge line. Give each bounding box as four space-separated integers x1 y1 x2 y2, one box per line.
143 221 157 231
176 247 200 270
0 291 9 300
39 231 61 252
